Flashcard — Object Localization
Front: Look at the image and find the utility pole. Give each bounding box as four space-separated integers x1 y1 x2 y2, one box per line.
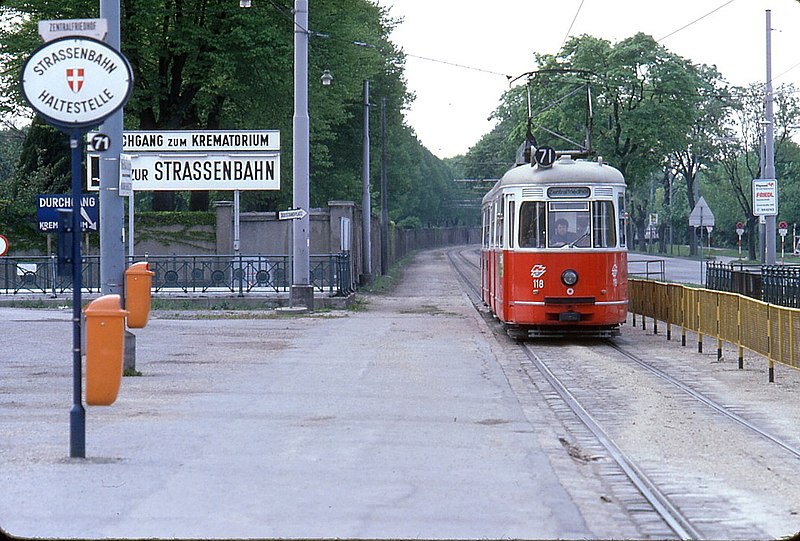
99 0 125 294
764 9 777 265
380 97 389 276
291 0 313 308
361 80 372 285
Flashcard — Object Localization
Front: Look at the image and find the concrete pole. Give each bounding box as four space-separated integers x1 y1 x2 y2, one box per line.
361 80 372 284
765 9 777 265
380 97 389 275
99 0 125 293
291 0 313 308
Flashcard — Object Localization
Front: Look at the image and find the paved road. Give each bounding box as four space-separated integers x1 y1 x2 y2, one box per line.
628 252 739 285
1 249 634 539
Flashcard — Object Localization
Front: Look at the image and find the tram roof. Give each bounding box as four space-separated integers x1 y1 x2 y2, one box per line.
483 156 625 203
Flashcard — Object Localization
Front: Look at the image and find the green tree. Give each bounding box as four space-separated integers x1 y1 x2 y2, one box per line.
464 33 728 250
667 64 731 255
0 0 432 219
1 0 471 249
712 83 800 259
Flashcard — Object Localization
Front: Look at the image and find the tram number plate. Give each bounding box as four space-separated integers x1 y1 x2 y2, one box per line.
532 279 544 288
534 146 557 167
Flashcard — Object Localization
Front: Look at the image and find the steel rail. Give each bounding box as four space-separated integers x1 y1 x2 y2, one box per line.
521 344 702 541
445 247 702 540
608 342 800 461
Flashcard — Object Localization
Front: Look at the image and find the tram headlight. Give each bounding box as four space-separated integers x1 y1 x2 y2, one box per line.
561 269 579 286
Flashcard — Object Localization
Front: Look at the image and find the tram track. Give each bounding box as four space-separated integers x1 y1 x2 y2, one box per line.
447 247 700 538
607 341 800 462
446 246 800 539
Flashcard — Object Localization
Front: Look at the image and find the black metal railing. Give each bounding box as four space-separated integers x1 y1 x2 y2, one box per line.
0 253 355 297
704 261 800 306
627 258 666 281
761 265 800 308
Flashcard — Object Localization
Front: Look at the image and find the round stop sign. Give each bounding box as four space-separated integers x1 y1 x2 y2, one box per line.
736 222 744 236
0 234 8 256
779 221 789 237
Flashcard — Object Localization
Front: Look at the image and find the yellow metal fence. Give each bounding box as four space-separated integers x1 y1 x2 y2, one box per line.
629 278 800 381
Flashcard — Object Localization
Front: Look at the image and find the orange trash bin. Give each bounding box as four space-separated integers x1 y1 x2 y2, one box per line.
125 261 154 328
84 295 128 406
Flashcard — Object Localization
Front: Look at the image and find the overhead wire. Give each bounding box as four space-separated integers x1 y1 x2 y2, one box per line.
402 52 512 80
559 0 586 52
657 0 738 42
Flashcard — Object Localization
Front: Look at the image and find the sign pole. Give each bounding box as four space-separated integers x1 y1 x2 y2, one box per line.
100 0 126 295
20 27 133 459
764 10 777 265
699 208 704 286
69 130 86 458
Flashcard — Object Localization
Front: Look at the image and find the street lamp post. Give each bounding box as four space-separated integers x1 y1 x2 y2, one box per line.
291 0 314 308
380 97 389 275
764 9 777 265
99 0 126 295
361 80 372 285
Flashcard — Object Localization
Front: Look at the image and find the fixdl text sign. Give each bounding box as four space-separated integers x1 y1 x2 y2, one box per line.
36 194 99 232
752 178 778 216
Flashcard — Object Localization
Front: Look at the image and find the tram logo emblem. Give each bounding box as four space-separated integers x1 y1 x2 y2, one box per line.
611 263 618 287
530 264 547 278
66 68 85 93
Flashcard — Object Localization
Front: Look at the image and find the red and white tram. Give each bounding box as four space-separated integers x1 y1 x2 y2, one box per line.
481 152 627 338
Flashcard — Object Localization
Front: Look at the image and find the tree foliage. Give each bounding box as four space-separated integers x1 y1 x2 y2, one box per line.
463 32 800 254
0 0 467 247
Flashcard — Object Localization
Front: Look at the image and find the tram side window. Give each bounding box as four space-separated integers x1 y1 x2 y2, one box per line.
507 201 515 249
592 201 617 248
618 194 627 247
482 207 491 248
519 201 546 248
496 202 504 247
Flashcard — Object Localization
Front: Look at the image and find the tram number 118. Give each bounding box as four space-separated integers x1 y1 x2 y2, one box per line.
532 279 544 289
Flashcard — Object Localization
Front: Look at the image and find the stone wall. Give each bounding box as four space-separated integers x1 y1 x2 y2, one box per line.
135 199 480 284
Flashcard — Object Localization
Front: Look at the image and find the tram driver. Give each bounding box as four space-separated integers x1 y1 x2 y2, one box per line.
549 218 577 246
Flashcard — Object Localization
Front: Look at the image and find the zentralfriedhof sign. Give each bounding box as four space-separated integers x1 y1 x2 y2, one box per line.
87 130 280 191
20 36 133 128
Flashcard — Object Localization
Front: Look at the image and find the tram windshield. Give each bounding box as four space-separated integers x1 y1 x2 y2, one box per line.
518 200 617 248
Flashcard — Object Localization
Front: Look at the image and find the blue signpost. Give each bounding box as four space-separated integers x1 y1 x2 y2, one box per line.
36 194 99 232
20 31 133 458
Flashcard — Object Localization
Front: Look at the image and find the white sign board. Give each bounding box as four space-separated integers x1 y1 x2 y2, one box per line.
688 196 715 227
88 152 279 191
38 19 108 42
87 130 281 191
118 130 279 152
119 154 133 196
20 36 133 128
278 208 308 220
752 179 778 216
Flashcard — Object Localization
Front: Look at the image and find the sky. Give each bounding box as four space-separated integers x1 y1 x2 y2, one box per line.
375 0 800 159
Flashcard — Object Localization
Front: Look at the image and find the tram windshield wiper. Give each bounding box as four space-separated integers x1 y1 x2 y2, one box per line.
568 231 590 248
